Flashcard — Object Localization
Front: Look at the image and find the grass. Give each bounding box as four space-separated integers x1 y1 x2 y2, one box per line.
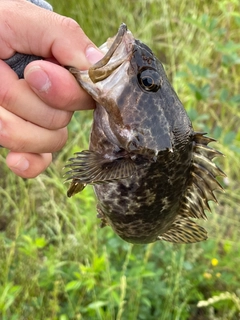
0 0 240 319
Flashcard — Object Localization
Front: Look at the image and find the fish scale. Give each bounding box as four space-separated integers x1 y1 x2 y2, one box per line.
65 24 225 244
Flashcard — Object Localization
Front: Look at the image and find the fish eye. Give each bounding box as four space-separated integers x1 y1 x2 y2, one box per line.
138 69 161 92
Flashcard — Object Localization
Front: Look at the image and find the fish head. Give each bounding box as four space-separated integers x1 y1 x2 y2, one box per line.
69 23 193 157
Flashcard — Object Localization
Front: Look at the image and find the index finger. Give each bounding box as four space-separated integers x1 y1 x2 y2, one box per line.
0 0 100 68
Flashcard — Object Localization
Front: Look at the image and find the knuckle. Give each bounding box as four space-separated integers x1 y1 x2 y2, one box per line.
0 65 20 109
53 128 68 151
0 128 8 148
0 10 17 59
8 131 28 152
0 84 15 109
45 111 72 130
3 136 26 152
13 140 27 153
58 16 81 32
0 115 16 151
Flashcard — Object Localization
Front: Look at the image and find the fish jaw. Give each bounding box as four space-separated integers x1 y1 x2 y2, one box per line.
68 23 135 104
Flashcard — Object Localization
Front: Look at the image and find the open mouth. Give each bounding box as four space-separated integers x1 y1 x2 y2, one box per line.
88 23 133 83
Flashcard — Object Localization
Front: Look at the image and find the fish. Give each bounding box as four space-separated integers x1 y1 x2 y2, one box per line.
65 23 225 244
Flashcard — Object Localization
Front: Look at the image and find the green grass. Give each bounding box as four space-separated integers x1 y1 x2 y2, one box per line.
1 0 240 319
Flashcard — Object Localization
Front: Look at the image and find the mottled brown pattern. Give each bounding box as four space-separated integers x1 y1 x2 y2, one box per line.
65 24 225 244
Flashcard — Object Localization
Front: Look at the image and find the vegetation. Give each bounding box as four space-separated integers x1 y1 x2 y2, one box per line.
0 0 240 319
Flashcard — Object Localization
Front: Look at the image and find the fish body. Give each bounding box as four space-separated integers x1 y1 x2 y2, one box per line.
66 24 225 244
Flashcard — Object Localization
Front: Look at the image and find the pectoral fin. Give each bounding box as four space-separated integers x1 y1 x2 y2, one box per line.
158 217 208 244
65 150 135 193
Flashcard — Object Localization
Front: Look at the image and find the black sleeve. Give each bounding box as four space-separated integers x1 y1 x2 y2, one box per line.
3 0 53 79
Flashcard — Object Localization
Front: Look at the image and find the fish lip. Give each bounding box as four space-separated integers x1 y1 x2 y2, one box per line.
78 24 134 87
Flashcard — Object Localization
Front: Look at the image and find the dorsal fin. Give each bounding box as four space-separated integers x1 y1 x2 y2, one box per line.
179 132 225 221
158 217 208 243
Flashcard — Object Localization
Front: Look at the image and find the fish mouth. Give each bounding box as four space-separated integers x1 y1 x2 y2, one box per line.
68 23 134 92
88 23 133 83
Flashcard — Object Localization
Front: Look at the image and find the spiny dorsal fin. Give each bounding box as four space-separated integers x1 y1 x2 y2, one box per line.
179 132 225 222
158 217 207 244
65 150 136 191
193 143 223 160
193 132 216 145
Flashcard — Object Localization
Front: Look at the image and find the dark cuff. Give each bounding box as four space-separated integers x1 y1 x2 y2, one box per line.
3 0 53 79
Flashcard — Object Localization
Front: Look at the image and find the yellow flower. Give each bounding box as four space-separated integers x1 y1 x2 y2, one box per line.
216 272 221 278
203 272 212 279
211 258 218 267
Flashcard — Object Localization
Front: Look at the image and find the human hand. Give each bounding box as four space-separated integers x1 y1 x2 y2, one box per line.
0 0 103 178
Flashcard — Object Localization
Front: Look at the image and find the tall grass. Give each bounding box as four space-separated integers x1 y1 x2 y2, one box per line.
0 0 240 319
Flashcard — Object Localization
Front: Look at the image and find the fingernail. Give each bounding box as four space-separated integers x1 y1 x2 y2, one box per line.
25 66 51 93
10 156 29 172
85 46 104 65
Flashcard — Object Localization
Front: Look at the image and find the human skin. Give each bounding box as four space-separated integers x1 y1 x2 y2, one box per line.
0 0 103 178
